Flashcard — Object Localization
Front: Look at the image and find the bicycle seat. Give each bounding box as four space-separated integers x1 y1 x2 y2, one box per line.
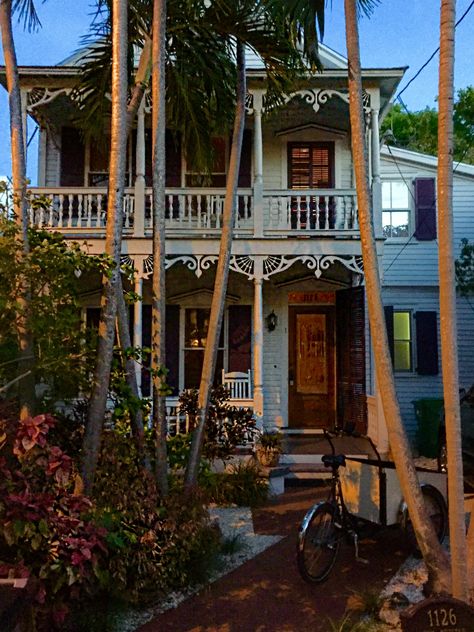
322 454 346 469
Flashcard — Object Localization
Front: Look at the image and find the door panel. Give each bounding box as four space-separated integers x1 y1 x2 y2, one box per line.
289 307 336 428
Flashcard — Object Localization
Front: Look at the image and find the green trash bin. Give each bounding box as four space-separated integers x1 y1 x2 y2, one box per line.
413 398 444 458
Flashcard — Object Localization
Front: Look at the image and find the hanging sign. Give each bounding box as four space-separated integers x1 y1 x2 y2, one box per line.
288 291 335 305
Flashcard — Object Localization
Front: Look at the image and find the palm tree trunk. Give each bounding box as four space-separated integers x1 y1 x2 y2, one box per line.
115 274 150 469
185 40 246 488
343 0 451 594
82 0 128 494
0 0 35 419
437 0 468 601
151 0 168 496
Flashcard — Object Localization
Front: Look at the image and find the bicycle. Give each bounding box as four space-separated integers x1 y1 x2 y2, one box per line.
296 426 448 583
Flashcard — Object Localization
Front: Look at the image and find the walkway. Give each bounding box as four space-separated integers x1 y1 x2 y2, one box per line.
139 486 411 632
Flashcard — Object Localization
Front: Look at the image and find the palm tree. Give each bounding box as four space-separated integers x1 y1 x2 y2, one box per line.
0 0 37 418
184 0 311 487
343 0 450 593
82 0 129 494
437 0 468 601
150 0 168 495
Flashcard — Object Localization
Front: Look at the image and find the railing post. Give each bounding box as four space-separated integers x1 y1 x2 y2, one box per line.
253 257 264 430
134 99 146 237
252 91 264 238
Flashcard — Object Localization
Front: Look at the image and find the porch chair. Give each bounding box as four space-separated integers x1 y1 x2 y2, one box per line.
221 369 252 400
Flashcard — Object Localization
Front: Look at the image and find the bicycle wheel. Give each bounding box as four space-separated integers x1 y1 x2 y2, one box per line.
405 484 448 554
297 501 341 583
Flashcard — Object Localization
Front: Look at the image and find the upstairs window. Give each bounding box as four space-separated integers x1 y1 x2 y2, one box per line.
185 137 227 188
382 181 410 238
288 142 334 189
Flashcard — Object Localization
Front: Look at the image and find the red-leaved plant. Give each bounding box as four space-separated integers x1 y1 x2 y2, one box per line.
0 413 108 629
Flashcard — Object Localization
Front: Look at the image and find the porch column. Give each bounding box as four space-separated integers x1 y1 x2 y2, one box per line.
133 270 144 394
134 99 146 237
253 258 264 428
252 91 264 238
371 106 383 238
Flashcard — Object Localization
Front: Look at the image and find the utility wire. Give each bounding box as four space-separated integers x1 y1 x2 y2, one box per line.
396 0 474 101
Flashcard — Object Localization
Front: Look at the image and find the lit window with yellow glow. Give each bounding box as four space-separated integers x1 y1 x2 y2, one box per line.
393 311 412 372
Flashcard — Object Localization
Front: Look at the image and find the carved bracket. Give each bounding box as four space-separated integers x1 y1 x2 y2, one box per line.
27 87 72 112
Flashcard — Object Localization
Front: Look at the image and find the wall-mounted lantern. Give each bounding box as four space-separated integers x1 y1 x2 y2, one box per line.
265 310 278 332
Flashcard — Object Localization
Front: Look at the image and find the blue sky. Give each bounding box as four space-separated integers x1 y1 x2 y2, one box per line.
1 0 473 183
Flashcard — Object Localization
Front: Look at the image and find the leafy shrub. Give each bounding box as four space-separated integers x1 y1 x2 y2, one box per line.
0 413 108 630
92 429 221 604
201 460 269 507
178 386 257 461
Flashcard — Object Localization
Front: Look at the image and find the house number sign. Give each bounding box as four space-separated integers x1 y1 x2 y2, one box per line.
400 596 474 632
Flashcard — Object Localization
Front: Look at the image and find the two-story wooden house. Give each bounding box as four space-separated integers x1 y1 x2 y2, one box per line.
2 43 416 454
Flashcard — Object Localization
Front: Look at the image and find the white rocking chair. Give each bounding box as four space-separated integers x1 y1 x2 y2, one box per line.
221 369 252 400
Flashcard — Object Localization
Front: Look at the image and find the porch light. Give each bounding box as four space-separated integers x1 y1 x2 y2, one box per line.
265 310 278 332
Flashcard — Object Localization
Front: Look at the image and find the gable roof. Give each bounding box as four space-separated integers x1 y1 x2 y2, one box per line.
381 145 474 179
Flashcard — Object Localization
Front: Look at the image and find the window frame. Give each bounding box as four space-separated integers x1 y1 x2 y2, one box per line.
382 180 412 241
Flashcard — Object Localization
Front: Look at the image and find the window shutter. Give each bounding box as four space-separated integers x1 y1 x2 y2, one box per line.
60 127 85 186
165 130 181 187
166 305 180 395
238 129 252 188
384 306 395 364
414 178 436 240
228 305 251 372
336 287 367 434
415 311 439 375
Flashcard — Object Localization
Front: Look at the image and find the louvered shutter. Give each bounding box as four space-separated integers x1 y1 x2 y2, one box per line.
288 142 334 189
414 178 436 240
384 306 395 364
141 305 180 396
238 129 252 188
166 130 181 187
60 127 85 186
336 287 367 433
228 305 251 372
415 311 439 375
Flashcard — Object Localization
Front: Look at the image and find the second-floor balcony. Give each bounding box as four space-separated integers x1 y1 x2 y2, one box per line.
28 186 360 239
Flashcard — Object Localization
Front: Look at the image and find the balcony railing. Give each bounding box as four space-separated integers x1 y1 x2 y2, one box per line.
27 186 359 238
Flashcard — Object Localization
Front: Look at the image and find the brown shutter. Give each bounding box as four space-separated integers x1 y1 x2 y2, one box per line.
415 311 439 375
60 127 85 186
288 142 334 189
228 305 251 372
415 178 436 240
336 287 367 433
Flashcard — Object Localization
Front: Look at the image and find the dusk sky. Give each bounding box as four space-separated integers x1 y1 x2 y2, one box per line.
1 0 473 182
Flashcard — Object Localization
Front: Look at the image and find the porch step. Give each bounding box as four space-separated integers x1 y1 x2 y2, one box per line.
284 462 332 481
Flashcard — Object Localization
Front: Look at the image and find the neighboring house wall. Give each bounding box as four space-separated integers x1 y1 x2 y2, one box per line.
380 147 474 443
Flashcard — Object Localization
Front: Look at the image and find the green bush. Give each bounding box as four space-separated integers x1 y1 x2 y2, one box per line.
92 430 221 604
201 461 269 507
178 386 257 461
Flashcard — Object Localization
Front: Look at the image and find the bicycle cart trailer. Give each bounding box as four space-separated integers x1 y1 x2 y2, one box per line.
297 429 448 583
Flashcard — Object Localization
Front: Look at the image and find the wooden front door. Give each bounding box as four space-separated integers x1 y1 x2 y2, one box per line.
288 307 336 428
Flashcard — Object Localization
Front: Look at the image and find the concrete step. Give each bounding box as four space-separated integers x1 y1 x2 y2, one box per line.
284 462 332 481
280 453 367 465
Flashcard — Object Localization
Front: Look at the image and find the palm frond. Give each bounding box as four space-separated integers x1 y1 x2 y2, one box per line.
12 0 41 32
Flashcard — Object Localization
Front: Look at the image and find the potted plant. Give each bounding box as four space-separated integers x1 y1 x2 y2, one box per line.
255 430 283 467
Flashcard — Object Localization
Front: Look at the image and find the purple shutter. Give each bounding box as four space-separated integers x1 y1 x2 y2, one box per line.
228 305 251 372
384 305 395 364
60 127 85 186
141 304 180 396
415 311 439 375
415 178 436 240
166 305 180 395
165 130 181 187
238 129 252 187
336 288 367 434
